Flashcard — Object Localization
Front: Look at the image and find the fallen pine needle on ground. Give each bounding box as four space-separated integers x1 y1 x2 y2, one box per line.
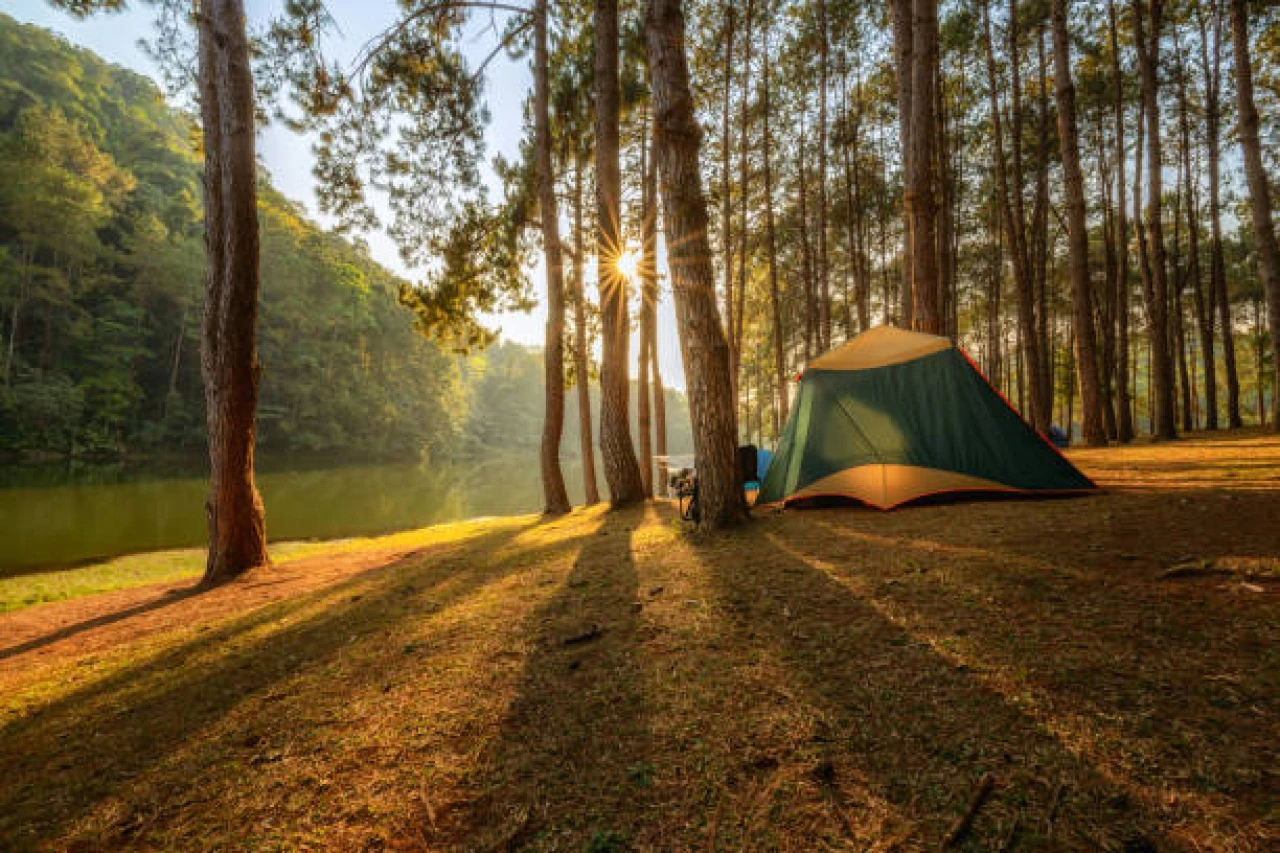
0 431 1276 851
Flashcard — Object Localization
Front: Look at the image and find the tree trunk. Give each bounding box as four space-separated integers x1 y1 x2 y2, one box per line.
1132 0 1177 439
647 0 747 530
650 316 667 494
638 111 656 497
1200 0 1241 427
761 23 787 431
535 0 571 515
816 0 831 350
890 0 914 329
1050 0 1106 446
595 0 645 505
1229 0 1280 431
718 2 735 368
1178 51 1214 432
907 0 942 334
797 108 816 359
571 158 600 505
733 0 755 396
198 0 269 586
981 0 1046 430
1109 0 1134 442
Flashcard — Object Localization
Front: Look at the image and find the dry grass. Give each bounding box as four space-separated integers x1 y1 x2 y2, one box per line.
0 432 1276 851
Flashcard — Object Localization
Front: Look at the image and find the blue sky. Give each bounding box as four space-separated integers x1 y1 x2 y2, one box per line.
5 0 688 388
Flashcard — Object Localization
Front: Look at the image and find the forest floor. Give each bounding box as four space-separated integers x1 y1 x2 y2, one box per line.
0 431 1276 852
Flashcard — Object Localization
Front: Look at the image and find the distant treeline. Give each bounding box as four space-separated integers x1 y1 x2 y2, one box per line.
0 14 689 460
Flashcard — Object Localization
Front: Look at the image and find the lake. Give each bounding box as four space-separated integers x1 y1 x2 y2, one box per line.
0 454 590 574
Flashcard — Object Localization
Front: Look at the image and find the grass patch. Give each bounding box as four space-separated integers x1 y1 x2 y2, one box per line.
0 516 534 613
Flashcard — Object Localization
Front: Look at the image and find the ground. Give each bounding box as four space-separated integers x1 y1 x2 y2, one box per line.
1 433 1276 852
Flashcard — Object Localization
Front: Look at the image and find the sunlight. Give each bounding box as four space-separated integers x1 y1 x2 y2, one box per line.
616 244 641 283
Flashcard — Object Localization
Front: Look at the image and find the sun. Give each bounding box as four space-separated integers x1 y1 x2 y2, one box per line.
616 245 641 283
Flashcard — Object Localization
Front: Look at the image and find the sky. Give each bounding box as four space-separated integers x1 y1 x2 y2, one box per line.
4 0 689 389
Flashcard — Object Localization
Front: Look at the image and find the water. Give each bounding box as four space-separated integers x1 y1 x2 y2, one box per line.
0 454 587 573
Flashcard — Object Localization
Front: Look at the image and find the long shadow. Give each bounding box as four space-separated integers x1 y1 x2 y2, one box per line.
0 585 202 661
806 514 1276 834
0 519 555 849
698 527 1163 850
441 507 649 849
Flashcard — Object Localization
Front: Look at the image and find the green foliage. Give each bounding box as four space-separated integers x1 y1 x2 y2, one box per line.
0 13 691 462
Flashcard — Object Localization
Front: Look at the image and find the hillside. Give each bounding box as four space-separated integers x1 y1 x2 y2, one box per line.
0 13 690 461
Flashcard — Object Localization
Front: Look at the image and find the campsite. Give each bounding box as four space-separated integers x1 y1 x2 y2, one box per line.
2 0 1278 850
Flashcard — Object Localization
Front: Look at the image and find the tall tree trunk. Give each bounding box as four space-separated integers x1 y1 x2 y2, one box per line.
1229 0 1280 431
571 158 600 505
816 0 832 349
595 0 645 504
718 2 735 367
638 112 657 497
647 0 747 530
981 0 1046 429
1200 0 1241 427
1051 0 1106 445
733 0 755 393
797 108 816 358
1032 26 1053 425
1132 0 1177 439
650 318 667 493
535 0 571 515
1097 131 1119 439
907 0 942 334
1178 50 1215 431
891 0 914 329
198 0 269 585
761 23 787 431
1109 0 1135 442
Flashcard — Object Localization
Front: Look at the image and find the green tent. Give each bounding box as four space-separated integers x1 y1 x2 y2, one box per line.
757 326 1096 509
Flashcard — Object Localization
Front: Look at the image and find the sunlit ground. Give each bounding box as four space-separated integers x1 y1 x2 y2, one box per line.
0 431 1275 851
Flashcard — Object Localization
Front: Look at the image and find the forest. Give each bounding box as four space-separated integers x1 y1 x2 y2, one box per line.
0 1 1277 849
0 12 691 461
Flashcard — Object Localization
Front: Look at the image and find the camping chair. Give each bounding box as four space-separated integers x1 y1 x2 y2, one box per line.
677 446 759 522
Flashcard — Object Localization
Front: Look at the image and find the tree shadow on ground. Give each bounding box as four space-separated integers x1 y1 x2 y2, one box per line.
0 519 556 849
0 585 202 661
441 506 650 850
694 521 1180 851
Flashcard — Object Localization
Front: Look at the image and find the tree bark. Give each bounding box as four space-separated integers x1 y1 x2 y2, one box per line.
1200 0 1242 427
1108 0 1135 442
535 0 571 515
816 0 832 349
571 157 600 505
647 0 747 530
907 0 942 334
761 22 787 432
733 0 754 392
890 0 914 329
638 111 656 497
595 0 645 504
1132 0 1177 439
1228 0 1280 431
1050 0 1106 445
198 0 269 586
718 2 735 370
981 0 1046 430
797 107 816 359
1177 48 1215 432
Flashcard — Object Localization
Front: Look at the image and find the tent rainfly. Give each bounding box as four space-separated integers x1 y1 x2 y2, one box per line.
757 326 1096 509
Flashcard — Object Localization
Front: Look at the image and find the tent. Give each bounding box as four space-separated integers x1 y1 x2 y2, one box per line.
757 326 1096 509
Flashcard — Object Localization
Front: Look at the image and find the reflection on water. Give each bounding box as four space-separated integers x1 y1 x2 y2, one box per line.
0 454 586 573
